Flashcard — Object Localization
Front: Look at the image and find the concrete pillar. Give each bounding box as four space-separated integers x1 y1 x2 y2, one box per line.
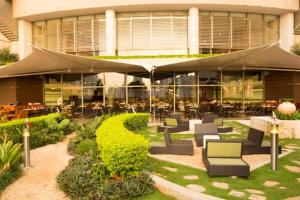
18 20 32 59
280 13 294 51
105 9 116 56
188 7 199 55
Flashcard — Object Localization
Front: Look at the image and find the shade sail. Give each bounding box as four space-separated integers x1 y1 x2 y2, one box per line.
155 44 300 72
0 47 149 78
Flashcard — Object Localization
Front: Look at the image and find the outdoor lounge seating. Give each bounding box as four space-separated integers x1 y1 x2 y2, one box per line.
213 118 233 133
194 123 218 147
202 140 250 177
241 128 282 155
157 116 189 133
150 128 194 155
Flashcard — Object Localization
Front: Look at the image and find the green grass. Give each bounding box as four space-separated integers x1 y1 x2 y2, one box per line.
144 121 300 200
92 54 218 60
135 127 193 143
138 190 175 200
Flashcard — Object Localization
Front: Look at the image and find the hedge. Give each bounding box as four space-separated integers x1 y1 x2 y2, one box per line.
0 113 71 148
96 113 149 177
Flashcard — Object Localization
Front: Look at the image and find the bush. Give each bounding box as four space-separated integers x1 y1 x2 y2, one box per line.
57 155 153 200
275 110 300 120
0 113 72 149
68 116 107 155
96 113 149 177
0 164 22 192
76 139 98 156
0 48 18 66
292 43 300 56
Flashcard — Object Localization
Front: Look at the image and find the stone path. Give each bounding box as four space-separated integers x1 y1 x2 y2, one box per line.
0 134 74 200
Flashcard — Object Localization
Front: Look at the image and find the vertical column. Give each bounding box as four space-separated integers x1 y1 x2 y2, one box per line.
105 9 116 56
280 13 294 51
18 20 32 59
188 7 199 54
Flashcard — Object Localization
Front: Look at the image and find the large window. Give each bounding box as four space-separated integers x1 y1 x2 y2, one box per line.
199 12 279 53
117 11 188 51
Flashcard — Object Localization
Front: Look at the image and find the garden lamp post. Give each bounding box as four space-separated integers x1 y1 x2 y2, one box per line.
270 122 279 171
23 118 31 168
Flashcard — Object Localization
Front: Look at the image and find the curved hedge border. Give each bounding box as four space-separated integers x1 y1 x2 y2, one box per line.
96 113 149 177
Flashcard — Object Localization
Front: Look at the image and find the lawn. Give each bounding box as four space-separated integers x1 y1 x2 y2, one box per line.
138 190 175 200
138 121 300 200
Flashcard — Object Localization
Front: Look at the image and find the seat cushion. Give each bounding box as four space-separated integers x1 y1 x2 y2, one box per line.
208 158 247 166
207 142 242 158
151 142 166 147
165 118 178 127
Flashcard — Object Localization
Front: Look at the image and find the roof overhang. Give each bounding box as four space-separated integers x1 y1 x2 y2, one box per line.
154 43 300 72
0 47 149 78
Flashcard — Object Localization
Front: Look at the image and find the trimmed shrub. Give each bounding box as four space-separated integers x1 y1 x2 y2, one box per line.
0 113 72 149
275 110 300 120
57 155 153 200
76 139 98 156
96 113 149 177
0 164 22 192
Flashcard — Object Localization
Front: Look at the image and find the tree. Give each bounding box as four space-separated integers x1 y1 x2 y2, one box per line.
0 48 18 65
291 43 300 56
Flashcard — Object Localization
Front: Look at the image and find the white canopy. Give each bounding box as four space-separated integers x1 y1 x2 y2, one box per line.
0 47 149 78
155 44 300 72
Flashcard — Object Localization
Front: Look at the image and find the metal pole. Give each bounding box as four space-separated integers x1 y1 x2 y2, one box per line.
271 123 279 171
23 118 30 168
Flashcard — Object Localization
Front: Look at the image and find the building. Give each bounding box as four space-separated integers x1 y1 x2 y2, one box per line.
1 0 300 112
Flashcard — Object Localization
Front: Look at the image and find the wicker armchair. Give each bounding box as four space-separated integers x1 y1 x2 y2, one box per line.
194 123 218 147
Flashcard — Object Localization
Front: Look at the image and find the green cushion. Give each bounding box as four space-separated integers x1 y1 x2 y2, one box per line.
165 118 178 127
207 142 242 158
151 142 166 147
208 158 247 166
213 118 223 126
262 141 271 147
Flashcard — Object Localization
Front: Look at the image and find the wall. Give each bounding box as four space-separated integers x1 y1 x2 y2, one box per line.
264 71 294 101
16 76 43 104
13 0 299 21
0 77 17 104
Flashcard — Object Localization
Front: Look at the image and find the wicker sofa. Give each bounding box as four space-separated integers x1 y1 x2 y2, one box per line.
150 127 194 155
157 116 189 133
194 123 219 147
202 140 250 177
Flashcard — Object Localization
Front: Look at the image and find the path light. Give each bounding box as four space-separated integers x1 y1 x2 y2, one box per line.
23 118 31 168
270 122 279 171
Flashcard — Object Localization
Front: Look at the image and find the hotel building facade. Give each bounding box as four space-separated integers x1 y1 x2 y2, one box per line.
0 0 300 111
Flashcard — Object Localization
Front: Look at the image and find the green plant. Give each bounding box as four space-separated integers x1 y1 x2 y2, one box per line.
0 164 22 192
96 113 149 177
291 43 300 56
0 48 18 65
275 110 300 120
57 155 154 200
76 139 98 156
0 134 22 176
0 113 72 149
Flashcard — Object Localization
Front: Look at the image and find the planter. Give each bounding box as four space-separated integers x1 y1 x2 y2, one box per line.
250 116 300 139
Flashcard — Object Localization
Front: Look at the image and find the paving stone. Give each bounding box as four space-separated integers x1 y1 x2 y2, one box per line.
292 161 300 166
285 165 300 173
285 145 300 150
229 190 245 198
183 175 199 180
248 194 266 200
279 186 287 189
264 180 280 187
245 189 265 195
231 176 238 179
162 166 178 172
285 196 300 200
212 182 229 190
186 184 206 193
297 178 300 183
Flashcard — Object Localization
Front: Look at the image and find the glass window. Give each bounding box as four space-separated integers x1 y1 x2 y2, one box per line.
46 19 60 51
132 18 151 49
222 72 243 103
44 75 61 106
33 21 46 48
63 74 82 106
94 15 105 54
198 71 221 85
244 72 263 103
77 16 93 56
265 15 279 44
248 14 264 47
61 17 76 54
175 72 197 85
153 72 174 86
231 16 249 50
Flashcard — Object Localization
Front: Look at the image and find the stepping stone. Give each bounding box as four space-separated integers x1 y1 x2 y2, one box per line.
279 186 286 189
212 182 229 190
229 190 245 198
285 145 300 150
264 180 280 187
183 175 199 180
248 194 266 200
245 189 265 195
297 178 300 183
231 176 237 179
285 196 300 200
186 184 206 193
285 165 300 173
292 161 300 166
162 166 178 172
